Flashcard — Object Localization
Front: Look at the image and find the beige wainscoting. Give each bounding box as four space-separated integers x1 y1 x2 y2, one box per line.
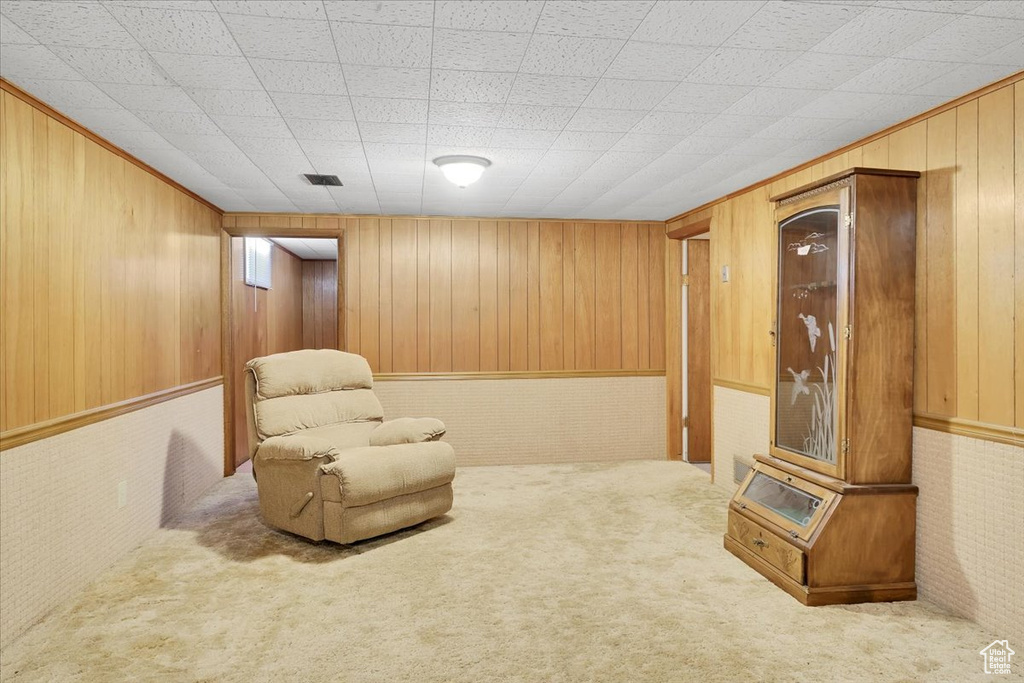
373 375 666 467
0 386 224 648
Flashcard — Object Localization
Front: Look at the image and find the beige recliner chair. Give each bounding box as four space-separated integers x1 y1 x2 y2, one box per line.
243 349 455 544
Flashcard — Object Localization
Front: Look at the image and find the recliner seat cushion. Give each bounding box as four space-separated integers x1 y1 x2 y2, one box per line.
320 442 456 507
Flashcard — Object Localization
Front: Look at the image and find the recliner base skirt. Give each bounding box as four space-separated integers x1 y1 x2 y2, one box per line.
323 484 453 544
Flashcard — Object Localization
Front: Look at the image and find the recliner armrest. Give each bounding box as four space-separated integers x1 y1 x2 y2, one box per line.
369 418 446 447
256 434 340 462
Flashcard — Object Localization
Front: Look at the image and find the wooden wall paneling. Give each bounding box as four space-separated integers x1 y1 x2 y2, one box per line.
561 223 575 369
574 223 596 370
955 100 980 420
637 221 650 368
924 109 958 416
391 219 418 372
687 239 713 463
1016 81 1024 428
508 221 529 371
266 244 303 355
302 261 316 348
416 219 431 371
539 222 563 370
648 227 667 370
429 219 452 372
358 219 380 371
620 223 639 369
105 156 127 404
479 221 499 371
666 236 682 459
344 218 359 354
887 121 928 414
496 221 511 371
451 219 480 372
751 187 774 388
595 223 622 369
325 260 339 350
976 86 1015 426
378 220 393 372
527 222 541 371
712 201 733 381
861 138 890 167
0 91 6 430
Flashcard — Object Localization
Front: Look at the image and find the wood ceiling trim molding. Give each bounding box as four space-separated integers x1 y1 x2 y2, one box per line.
0 78 224 215
374 370 666 381
667 70 1024 224
223 212 667 227
666 217 712 240
0 377 223 452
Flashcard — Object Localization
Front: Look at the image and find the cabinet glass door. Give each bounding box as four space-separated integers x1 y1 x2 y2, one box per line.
776 206 840 465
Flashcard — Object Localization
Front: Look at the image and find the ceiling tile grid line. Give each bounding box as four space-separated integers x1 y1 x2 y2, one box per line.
1 1 1021 219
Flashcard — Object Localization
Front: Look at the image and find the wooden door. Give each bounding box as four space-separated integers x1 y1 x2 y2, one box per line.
686 239 712 462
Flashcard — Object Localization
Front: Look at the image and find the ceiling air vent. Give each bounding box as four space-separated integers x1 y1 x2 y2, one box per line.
304 173 343 187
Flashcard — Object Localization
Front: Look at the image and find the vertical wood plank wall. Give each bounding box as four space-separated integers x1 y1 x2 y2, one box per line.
669 75 1024 430
0 89 222 434
223 215 668 374
302 260 339 350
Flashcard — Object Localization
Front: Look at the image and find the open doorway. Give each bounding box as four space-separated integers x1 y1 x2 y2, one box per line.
227 235 340 472
682 234 711 467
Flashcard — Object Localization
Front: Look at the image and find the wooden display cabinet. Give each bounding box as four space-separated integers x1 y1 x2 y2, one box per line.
724 168 920 605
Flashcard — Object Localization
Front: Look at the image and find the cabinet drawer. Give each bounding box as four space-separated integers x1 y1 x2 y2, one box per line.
728 510 805 584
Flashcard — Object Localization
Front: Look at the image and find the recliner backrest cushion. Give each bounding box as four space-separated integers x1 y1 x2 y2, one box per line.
246 350 384 440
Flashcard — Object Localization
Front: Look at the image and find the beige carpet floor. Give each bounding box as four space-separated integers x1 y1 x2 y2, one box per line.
0 461 1005 682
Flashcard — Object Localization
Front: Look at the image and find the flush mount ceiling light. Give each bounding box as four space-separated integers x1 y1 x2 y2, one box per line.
433 155 491 188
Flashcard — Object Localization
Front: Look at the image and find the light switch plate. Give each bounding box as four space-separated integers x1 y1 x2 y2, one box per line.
721 265 730 282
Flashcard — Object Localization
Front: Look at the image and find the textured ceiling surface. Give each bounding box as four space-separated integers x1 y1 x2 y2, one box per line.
1 1 1021 220
269 236 338 259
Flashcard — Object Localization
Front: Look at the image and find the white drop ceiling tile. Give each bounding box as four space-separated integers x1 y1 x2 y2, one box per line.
104 1 219 10
860 93 949 123
519 34 624 77
632 111 716 136
72 107 151 132
719 136 793 157
581 78 676 110
431 70 515 103
323 0 433 26
346 66 430 99
433 28 530 72
214 1 326 19
26 79 121 110
764 52 882 90
550 131 623 151
497 104 576 131
222 14 337 62
105 6 239 55
160 132 241 152
359 122 426 144
138 110 222 134
667 136 742 155
534 1 653 39
148 52 257 90
0 44 84 82
724 1 867 50
873 1 984 12
753 115 849 140
426 146 545 167
352 97 428 124
969 0 1024 19
298 139 365 157
287 118 361 141
836 58 955 94
303 154 370 175
603 43 712 81
896 15 1024 62
249 59 347 95
654 82 752 114
724 87 826 117
372 173 424 192
507 74 597 107
813 118 893 143
2 1 142 49
363 142 427 162
911 63 1020 96
269 92 354 121
53 47 177 86
489 128 560 149
632 1 764 46
809 7 956 57
565 108 647 132
426 125 493 146
212 113 293 137
977 38 1024 66
428 101 505 127
610 132 684 153
230 136 305 157
100 128 174 151
188 88 277 116
0 14 38 44
789 90 892 119
684 47 802 86
331 22 432 68
434 1 544 32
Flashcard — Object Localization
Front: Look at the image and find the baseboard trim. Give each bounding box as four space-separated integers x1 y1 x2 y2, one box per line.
0 377 223 452
374 370 666 381
913 414 1023 448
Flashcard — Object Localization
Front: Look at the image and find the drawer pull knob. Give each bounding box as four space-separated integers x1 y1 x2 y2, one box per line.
752 538 768 548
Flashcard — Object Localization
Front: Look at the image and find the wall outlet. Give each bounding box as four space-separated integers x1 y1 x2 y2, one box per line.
117 481 127 509
721 265 730 283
